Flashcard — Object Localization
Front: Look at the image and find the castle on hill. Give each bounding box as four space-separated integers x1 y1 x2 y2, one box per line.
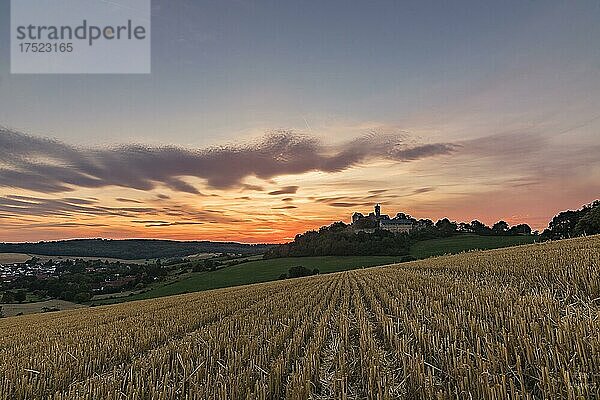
351 204 413 233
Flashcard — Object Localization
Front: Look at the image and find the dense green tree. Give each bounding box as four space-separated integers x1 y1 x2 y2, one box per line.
574 206 600 236
73 292 91 303
435 218 457 236
470 220 492 235
457 222 472 233
509 224 532 235
265 222 411 258
1 292 15 303
543 200 600 239
287 266 318 278
14 291 26 303
492 221 509 235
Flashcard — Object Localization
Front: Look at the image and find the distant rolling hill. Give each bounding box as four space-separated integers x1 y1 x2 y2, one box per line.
96 235 539 304
0 239 273 260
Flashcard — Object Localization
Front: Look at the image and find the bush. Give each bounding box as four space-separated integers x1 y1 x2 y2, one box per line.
14 291 26 303
73 292 91 303
1 291 15 303
287 266 318 278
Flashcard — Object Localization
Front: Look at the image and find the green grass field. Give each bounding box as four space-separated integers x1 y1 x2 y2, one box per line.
410 234 538 259
106 256 406 303
91 234 539 305
0 253 32 264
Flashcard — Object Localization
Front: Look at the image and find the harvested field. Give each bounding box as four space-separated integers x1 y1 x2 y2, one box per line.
0 236 598 399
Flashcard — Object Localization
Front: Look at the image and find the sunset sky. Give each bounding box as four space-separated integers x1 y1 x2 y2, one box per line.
0 1 599 243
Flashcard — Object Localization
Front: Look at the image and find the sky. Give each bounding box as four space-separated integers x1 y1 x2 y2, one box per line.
0 0 599 243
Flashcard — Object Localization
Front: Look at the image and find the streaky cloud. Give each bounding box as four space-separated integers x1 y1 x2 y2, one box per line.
268 186 299 195
0 128 457 194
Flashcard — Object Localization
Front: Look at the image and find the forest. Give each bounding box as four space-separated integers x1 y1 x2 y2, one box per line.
0 239 272 260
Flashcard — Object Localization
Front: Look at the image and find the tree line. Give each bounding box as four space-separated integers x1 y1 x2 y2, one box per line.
266 222 413 258
264 217 530 258
0 239 272 260
266 200 600 258
540 200 600 239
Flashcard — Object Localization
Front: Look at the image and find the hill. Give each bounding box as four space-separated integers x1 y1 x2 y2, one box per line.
0 235 540 308
264 217 536 258
409 234 537 259
1 236 598 399
102 235 536 303
0 239 272 260
103 255 409 303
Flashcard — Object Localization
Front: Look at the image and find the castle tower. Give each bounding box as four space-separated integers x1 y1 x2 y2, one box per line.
374 203 381 219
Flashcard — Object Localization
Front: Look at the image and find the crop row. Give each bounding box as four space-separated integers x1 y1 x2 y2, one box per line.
0 236 598 399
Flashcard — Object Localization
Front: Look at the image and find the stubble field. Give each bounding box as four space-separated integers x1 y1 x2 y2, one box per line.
0 236 598 399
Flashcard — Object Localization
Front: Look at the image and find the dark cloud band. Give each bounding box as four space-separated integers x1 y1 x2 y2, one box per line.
0 128 456 194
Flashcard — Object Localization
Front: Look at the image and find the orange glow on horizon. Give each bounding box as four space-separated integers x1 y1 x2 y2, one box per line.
1 153 598 243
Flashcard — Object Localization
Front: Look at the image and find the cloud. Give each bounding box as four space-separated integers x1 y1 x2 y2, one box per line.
327 202 366 208
143 221 204 227
271 205 298 210
241 184 264 191
115 198 143 204
412 187 434 195
457 132 546 159
0 222 111 229
451 131 600 184
313 191 403 209
130 219 205 227
0 195 239 225
0 128 456 194
268 186 299 195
